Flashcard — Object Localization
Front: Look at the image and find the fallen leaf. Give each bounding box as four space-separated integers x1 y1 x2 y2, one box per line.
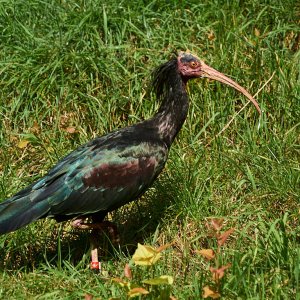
218 228 235 246
132 243 161 266
30 121 40 134
65 127 77 134
207 31 215 41
203 286 221 299
85 294 93 300
127 287 149 298
254 28 260 37
17 140 30 149
170 296 178 300
194 249 215 260
111 278 129 287
210 264 231 281
156 242 173 252
124 263 132 279
46 146 54 153
143 275 173 285
210 218 224 231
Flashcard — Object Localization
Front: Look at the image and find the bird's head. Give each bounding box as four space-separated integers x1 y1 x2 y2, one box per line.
177 51 261 114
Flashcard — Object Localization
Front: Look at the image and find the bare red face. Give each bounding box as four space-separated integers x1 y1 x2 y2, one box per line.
177 52 261 114
177 53 202 78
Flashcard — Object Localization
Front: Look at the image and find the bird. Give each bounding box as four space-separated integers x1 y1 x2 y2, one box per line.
0 51 260 269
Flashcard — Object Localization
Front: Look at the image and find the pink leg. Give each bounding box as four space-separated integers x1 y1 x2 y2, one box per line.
90 229 100 271
72 218 120 271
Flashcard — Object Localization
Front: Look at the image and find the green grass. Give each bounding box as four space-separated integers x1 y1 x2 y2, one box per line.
0 0 299 298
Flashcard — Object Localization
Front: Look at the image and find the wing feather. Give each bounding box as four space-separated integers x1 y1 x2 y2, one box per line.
40 141 168 218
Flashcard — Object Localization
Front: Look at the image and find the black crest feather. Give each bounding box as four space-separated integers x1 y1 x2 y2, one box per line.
151 56 181 101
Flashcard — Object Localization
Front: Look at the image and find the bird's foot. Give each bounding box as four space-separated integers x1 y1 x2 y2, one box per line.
72 218 120 243
72 218 120 272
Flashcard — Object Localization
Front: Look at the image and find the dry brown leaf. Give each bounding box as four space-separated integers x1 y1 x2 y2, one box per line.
85 294 93 300
210 264 231 281
65 127 77 134
124 263 132 279
218 228 235 246
207 31 215 41
254 28 260 37
194 249 215 260
156 242 174 252
210 218 224 231
203 286 221 299
30 121 40 134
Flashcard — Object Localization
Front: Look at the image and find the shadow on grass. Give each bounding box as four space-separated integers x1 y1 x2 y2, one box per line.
0 174 178 272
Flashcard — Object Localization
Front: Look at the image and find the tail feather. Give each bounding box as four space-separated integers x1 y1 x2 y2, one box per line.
0 170 70 234
0 196 50 234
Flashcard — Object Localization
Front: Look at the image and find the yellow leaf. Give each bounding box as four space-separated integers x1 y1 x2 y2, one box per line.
194 249 215 260
203 286 221 299
143 275 174 285
132 243 161 266
18 140 30 149
127 287 149 298
46 146 54 153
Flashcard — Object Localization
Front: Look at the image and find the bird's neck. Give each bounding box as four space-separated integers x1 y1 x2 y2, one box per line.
152 80 189 148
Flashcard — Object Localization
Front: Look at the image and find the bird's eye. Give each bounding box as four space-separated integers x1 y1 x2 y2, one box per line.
190 61 198 68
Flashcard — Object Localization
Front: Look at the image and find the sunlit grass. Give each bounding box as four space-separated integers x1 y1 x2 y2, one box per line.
0 0 299 298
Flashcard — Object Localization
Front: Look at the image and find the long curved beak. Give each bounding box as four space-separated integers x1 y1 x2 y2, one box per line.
200 61 261 114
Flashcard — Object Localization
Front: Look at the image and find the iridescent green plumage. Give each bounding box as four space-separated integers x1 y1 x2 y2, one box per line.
0 52 260 236
0 56 188 234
